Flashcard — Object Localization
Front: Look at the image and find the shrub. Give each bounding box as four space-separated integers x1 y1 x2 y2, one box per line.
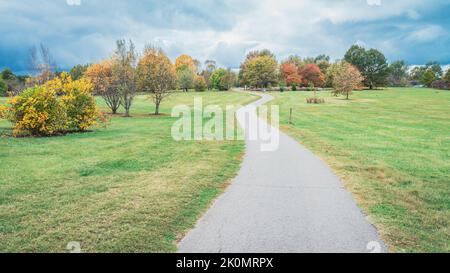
2 73 106 137
194 75 207 91
279 84 286 92
0 104 8 119
3 86 67 136
44 72 104 131
431 80 449 90
306 97 325 104
306 83 325 104
61 81 102 131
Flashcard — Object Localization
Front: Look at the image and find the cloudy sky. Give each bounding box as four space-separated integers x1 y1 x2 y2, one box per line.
1 0 449 73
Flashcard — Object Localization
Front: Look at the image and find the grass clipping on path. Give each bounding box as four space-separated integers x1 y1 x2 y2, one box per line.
0 91 258 252
268 88 450 253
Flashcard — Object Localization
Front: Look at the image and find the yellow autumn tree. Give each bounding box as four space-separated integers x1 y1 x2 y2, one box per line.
175 54 197 73
137 46 177 115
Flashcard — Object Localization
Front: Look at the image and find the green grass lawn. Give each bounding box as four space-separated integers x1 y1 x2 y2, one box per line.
267 88 450 252
0 91 258 253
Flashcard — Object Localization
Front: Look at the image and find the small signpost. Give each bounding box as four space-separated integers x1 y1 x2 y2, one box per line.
289 108 293 125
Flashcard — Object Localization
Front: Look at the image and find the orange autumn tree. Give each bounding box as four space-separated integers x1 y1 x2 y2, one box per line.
281 63 302 88
299 63 325 88
85 60 121 114
333 62 364 100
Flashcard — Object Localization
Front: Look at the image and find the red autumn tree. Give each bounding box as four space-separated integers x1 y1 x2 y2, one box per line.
281 63 302 87
299 63 325 87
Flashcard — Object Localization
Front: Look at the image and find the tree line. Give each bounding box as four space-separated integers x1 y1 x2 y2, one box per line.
0 40 240 116
81 40 239 116
2 40 449 137
1 41 450 113
237 45 450 92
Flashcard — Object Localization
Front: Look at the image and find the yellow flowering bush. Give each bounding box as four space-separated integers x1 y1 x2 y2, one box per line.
46 72 103 131
0 104 9 119
1 72 107 137
3 86 67 136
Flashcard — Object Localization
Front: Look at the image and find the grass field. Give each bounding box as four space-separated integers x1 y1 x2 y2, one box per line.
267 88 450 252
0 91 258 252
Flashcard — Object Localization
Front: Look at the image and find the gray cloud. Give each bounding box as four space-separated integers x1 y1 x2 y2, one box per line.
0 0 449 74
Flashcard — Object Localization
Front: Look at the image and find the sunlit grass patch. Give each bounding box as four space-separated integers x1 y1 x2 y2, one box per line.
268 88 450 253
0 91 258 252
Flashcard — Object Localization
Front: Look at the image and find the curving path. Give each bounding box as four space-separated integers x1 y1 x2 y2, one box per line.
178 92 387 253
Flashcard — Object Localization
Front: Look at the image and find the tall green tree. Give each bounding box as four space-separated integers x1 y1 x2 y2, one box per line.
410 66 426 82
241 51 278 88
0 68 27 95
240 50 278 88
421 70 436 87
388 60 409 87
344 45 389 89
425 61 443 79
1 68 15 81
210 68 233 91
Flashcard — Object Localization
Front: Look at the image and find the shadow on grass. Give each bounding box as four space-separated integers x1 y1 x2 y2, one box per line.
0 128 95 139
106 113 171 118
0 127 13 137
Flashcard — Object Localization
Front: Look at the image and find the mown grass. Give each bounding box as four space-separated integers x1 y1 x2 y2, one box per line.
0 91 258 253
267 88 450 253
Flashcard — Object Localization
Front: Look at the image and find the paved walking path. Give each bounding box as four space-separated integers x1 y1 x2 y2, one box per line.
178 92 387 253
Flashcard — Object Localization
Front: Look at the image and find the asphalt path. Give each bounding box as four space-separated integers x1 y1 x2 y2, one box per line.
178 92 387 253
